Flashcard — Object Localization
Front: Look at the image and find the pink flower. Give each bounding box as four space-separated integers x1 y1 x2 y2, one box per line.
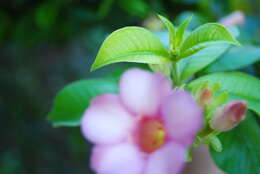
219 11 245 27
81 68 203 174
211 101 247 131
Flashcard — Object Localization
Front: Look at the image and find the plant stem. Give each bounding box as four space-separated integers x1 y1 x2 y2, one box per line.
172 61 180 87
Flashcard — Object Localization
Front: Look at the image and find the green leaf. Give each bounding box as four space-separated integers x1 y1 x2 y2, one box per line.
149 63 171 77
188 72 260 115
178 23 240 59
119 0 149 17
35 2 59 30
97 0 115 18
91 27 170 71
48 78 118 127
206 92 229 120
204 45 260 73
210 113 260 174
179 44 230 80
175 15 192 48
208 135 222 152
158 15 175 47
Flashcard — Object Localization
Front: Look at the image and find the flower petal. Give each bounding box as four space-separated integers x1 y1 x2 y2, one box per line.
144 142 186 174
91 143 145 174
81 94 134 144
161 90 203 147
211 101 247 131
120 68 171 116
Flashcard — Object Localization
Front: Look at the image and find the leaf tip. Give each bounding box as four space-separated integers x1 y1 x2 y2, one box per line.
185 14 193 23
46 113 61 128
90 63 98 72
157 14 167 21
229 37 241 47
52 123 62 128
235 40 242 47
156 13 162 18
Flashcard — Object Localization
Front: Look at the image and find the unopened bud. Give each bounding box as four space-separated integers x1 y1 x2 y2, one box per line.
199 88 212 106
211 101 247 131
219 11 245 27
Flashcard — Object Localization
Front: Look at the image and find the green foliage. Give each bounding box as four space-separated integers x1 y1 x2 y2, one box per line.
204 45 260 73
179 44 230 80
175 15 192 49
91 27 170 71
92 15 239 77
178 23 240 59
48 79 118 127
149 63 171 77
2 0 158 44
208 135 222 152
189 72 260 115
97 0 115 18
210 113 260 174
207 92 229 115
119 0 149 17
158 15 192 56
35 2 59 31
0 12 10 41
158 15 175 49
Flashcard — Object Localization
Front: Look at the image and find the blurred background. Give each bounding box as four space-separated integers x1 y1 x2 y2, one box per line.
0 0 260 173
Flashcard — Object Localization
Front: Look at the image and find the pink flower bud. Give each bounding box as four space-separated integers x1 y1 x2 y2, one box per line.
211 101 247 131
199 88 212 106
219 11 245 27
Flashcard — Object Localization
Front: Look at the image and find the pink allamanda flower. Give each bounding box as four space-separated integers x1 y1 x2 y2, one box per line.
81 68 203 174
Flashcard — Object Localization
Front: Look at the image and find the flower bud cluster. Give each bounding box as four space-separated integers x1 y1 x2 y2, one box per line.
193 81 247 133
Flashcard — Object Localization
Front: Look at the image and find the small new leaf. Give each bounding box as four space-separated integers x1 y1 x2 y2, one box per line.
209 135 223 152
158 15 175 50
178 23 240 59
175 15 192 48
91 27 170 71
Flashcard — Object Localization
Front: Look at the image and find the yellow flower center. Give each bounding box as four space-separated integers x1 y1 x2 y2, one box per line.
137 117 166 153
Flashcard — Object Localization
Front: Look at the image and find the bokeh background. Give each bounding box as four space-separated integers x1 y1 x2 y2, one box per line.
1 0 260 173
